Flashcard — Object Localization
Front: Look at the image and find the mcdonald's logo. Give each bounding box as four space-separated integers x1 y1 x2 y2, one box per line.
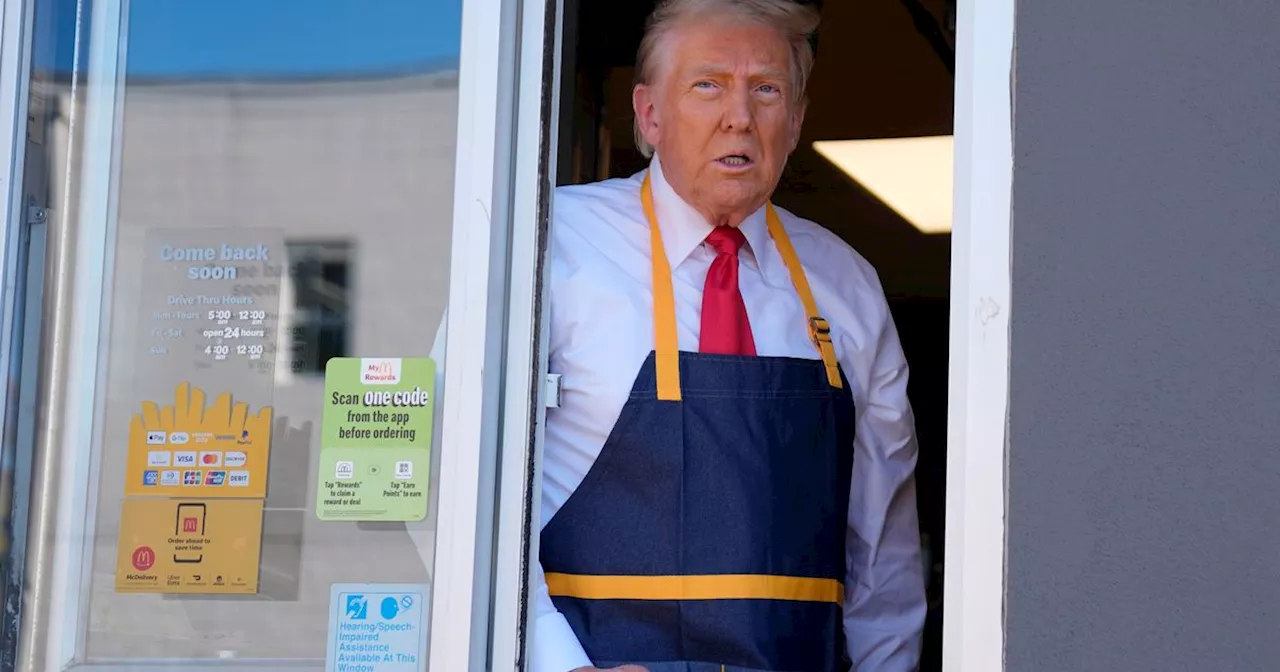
131 546 156 571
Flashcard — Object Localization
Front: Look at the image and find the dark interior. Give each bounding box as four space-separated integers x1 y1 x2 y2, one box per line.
556 0 955 667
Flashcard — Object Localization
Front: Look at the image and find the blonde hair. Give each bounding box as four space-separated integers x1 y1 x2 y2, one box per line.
633 0 821 158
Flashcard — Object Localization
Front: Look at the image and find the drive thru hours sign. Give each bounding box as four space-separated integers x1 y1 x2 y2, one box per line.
326 583 429 672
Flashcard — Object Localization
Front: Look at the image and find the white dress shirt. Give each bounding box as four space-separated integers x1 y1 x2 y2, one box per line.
532 156 925 672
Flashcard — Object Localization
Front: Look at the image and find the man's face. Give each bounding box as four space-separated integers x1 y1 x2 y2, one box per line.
633 19 805 226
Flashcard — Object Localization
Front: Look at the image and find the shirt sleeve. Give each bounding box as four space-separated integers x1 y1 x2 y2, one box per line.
843 302 928 670
531 560 594 672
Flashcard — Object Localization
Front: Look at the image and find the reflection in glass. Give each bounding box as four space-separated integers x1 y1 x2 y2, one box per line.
23 0 460 662
286 241 353 376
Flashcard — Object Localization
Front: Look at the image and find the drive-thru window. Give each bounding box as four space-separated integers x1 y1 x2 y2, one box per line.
0 0 1010 669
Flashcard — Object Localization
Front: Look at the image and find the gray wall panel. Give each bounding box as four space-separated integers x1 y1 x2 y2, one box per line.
1008 1 1280 669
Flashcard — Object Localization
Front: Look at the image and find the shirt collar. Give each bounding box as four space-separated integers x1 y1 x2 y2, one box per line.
647 154 771 272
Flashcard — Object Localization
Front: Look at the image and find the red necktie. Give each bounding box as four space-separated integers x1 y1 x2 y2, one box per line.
699 226 756 356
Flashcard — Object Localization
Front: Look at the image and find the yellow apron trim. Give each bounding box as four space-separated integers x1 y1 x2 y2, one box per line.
642 173 683 401
544 572 845 604
765 203 843 390
641 174 843 398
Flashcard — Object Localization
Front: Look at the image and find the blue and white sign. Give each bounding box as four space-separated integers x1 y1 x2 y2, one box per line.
327 583 430 672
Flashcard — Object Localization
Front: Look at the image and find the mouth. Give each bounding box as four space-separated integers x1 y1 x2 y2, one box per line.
715 154 754 169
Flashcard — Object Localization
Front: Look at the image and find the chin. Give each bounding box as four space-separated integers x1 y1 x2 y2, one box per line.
707 183 765 212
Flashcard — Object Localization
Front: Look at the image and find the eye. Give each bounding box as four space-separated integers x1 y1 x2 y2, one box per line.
757 83 781 95
694 80 718 90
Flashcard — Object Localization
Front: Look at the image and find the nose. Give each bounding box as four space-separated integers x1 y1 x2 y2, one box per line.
720 84 753 133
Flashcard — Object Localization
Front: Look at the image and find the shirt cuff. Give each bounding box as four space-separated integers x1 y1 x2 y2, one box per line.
531 611 593 672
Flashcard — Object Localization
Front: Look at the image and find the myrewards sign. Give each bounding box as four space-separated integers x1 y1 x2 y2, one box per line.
361 358 402 385
318 358 435 522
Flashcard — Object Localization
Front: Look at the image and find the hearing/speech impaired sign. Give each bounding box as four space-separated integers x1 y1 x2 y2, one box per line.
327 583 429 672
316 358 435 521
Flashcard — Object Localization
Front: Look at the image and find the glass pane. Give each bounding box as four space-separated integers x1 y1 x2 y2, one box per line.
24 0 461 663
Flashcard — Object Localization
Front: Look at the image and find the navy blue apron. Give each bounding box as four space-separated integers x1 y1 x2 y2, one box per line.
540 174 856 671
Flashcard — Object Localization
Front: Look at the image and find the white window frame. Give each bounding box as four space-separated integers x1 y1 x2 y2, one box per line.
488 0 563 667
483 0 1017 670
0 0 32 351
427 0 535 667
0 0 545 670
943 0 1014 670
0 0 34 458
0 0 1013 668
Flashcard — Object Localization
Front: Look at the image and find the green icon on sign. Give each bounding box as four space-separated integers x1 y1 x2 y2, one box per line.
316 358 435 522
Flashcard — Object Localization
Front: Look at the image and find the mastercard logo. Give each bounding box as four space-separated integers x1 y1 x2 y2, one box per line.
199 452 222 466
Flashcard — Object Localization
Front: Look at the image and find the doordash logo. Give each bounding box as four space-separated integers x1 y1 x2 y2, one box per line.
360 358 401 385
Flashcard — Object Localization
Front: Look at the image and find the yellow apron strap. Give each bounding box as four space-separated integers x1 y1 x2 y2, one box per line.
766 203 844 390
642 174 683 401
641 174 843 399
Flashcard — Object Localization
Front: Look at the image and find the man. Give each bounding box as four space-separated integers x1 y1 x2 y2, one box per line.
533 0 926 670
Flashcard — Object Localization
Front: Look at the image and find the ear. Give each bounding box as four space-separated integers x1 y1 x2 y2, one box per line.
633 83 662 149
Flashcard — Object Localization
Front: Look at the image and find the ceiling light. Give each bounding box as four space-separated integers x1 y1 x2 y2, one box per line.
812 135 953 234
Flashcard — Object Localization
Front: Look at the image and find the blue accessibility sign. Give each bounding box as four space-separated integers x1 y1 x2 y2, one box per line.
346 595 368 620
327 583 429 672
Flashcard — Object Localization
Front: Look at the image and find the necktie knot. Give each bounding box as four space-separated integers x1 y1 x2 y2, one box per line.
705 226 747 257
